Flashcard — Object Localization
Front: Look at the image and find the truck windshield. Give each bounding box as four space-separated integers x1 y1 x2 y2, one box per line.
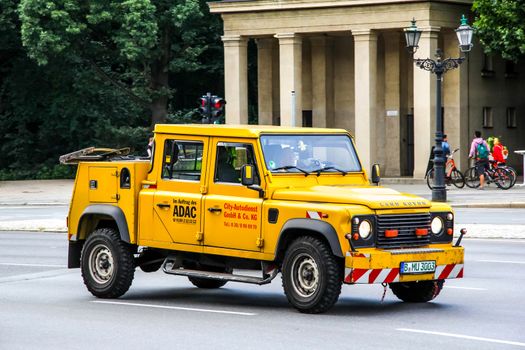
260 134 362 174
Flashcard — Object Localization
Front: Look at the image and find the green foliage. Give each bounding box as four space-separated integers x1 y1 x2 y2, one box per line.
18 0 220 124
1 0 225 180
472 0 525 60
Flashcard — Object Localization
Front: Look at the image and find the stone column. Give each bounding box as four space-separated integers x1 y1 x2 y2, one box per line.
353 29 377 174
275 33 302 126
256 38 274 125
383 32 401 176
443 30 469 170
310 36 334 128
413 27 439 178
222 35 248 124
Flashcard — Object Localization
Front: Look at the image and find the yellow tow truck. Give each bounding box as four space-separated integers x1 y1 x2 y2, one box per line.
64 124 465 313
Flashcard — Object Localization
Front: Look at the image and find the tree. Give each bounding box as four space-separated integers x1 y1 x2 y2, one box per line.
472 0 525 61
19 0 220 126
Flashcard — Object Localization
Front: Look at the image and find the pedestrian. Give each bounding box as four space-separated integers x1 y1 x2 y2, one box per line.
468 131 490 190
492 137 506 165
147 137 154 157
442 134 451 157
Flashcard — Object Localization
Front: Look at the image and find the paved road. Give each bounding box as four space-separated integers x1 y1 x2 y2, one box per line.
1 231 524 349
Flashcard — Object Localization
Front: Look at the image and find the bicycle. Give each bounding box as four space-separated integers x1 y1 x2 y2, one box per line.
464 160 514 190
494 162 517 188
426 148 465 190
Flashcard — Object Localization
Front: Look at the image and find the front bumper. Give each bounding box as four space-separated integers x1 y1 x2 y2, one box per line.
344 245 464 284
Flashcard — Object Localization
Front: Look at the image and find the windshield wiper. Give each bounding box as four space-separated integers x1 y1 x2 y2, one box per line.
272 165 310 176
311 166 348 176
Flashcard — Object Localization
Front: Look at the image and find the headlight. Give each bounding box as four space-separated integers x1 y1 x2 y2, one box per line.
358 220 372 239
447 213 454 221
431 216 444 235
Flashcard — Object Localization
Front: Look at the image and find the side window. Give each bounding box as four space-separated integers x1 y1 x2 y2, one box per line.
162 139 203 181
214 142 259 184
120 167 131 189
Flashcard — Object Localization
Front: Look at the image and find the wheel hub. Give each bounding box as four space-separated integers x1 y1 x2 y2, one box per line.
89 244 114 285
291 254 319 298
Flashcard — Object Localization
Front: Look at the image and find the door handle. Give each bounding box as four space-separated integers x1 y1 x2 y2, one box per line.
157 203 171 209
207 207 222 213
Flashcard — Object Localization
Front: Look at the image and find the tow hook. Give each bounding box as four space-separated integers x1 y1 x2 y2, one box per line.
455 228 467 247
345 233 356 252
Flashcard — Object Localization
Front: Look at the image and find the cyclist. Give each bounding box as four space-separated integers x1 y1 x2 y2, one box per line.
442 134 451 157
469 131 490 190
492 137 506 165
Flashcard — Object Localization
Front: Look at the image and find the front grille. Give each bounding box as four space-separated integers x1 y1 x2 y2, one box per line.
376 213 431 248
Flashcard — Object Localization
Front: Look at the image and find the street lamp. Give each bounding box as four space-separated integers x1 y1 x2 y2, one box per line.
404 15 474 202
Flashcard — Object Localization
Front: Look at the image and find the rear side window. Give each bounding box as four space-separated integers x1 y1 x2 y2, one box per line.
162 140 203 181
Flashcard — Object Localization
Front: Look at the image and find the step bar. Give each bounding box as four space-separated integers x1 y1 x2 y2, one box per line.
162 259 279 285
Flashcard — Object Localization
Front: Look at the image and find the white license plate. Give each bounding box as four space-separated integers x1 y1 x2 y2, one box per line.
400 261 436 274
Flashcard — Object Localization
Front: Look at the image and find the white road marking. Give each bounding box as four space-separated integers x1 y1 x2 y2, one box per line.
444 286 487 291
92 300 257 316
0 262 66 268
476 260 525 265
398 328 525 347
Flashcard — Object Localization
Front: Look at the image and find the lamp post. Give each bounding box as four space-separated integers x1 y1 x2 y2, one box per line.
404 15 474 202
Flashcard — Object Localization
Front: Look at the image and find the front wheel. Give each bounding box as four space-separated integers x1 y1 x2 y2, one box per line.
282 236 342 314
81 228 135 298
450 168 465 188
494 167 513 190
389 280 444 302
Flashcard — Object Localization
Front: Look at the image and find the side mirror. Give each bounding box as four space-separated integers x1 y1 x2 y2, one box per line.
241 164 255 186
371 164 381 185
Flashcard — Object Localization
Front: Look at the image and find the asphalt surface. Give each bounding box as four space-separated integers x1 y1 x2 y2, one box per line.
0 231 524 349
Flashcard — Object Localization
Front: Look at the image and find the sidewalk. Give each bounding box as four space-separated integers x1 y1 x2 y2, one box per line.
1 179 525 238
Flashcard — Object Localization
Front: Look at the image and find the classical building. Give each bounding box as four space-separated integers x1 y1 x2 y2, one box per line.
209 0 525 177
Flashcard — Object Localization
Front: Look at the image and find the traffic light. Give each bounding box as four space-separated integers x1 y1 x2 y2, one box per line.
211 96 226 123
199 95 211 122
199 93 226 124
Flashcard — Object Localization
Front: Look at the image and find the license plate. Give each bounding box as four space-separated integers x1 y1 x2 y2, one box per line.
400 261 436 274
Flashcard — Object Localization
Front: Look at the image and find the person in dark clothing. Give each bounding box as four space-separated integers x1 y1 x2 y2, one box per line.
215 147 239 183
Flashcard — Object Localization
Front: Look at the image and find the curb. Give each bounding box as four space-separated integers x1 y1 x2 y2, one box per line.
451 202 525 209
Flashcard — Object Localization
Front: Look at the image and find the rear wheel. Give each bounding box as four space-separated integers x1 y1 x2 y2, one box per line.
389 280 444 302
464 167 480 188
282 236 342 314
426 168 435 190
81 228 135 298
450 169 465 188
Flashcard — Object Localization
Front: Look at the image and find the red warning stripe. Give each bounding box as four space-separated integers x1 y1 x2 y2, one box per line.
438 264 455 280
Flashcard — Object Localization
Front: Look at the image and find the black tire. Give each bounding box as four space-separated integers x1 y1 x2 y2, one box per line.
81 228 135 298
494 167 513 190
389 279 444 302
450 168 465 188
188 265 232 289
507 166 518 187
426 168 435 190
464 167 480 188
281 236 342 314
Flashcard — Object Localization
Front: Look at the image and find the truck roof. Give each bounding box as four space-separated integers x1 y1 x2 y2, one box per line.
153 124 352 138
